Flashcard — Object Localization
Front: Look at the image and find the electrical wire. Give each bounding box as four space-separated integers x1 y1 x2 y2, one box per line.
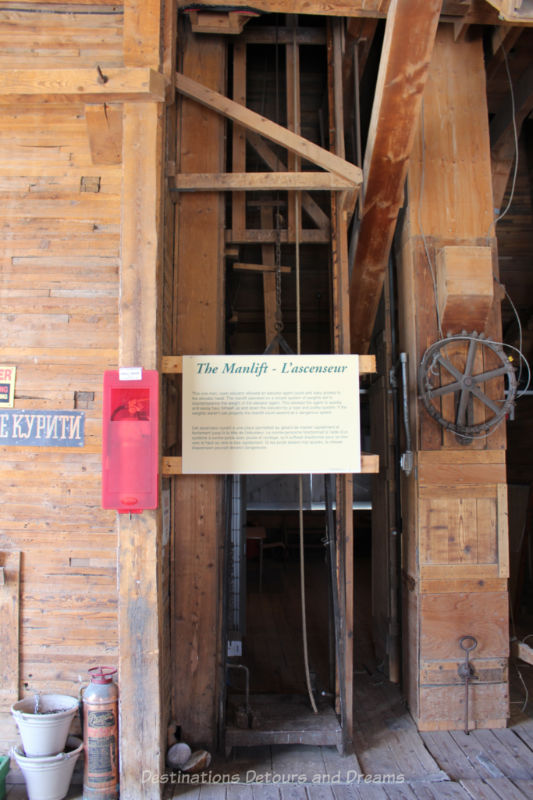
487 46 520 237
513 663 530 714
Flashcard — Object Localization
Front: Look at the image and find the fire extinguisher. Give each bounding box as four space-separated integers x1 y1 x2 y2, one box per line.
82 666 119 800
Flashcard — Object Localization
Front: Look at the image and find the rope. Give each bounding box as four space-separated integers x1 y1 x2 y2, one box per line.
291 28 317 713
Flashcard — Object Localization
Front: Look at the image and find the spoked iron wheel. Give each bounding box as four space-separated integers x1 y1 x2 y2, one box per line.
418 334 517 441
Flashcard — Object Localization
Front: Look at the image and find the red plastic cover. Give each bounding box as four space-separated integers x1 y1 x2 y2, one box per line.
102 370 159 512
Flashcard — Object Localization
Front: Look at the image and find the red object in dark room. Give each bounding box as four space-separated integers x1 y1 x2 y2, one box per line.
102 369 159 513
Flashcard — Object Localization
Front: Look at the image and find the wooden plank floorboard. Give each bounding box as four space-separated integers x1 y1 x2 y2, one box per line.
277 786 307 799
381 783 419 799
490 728 533 774
483 777 533 799
420 732 480 780
251 787 281 800
353 675 444 783
226 787 254 799
459 778 512 799
322 744 363 778
384 730 447 782
271 744 327 781
509 717 533 752
335 786 388 800
199 788 228 800
307 786 336 799
449 731 506 779
406 781 471 799
469 729 533 780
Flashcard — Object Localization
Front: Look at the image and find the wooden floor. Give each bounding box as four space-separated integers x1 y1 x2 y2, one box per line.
5 557 533 799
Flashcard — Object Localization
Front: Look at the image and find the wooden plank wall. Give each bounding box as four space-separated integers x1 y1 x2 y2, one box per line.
0 4 123 69
0 5 122 752
397 26 510 730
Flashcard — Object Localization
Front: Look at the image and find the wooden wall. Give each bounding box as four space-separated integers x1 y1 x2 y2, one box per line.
0 9 121 750
0 9 169 794
397 26 509 730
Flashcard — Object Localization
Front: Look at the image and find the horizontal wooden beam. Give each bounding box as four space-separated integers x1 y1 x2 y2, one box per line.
233 263 292 274
242 26 326 45
177 0 389 17
0 68 166 103
161 354 376 374
162 454 379 475
175 72 362 190
171 172 354 192
226 229 330 244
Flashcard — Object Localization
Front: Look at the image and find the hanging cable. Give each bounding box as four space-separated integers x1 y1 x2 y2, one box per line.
487 46 519 237
291 23 317 713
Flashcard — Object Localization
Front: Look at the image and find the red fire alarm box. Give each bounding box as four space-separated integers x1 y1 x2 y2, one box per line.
102 369 159 513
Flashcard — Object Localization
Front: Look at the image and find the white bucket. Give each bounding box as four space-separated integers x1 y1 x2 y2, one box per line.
11 694 79 757
12 736 83 800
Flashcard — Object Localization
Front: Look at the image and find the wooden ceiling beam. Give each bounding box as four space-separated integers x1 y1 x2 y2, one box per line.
177 0 390 18
175 72 362 189
349 0 442 354
226 229 330 244
176 0 497 22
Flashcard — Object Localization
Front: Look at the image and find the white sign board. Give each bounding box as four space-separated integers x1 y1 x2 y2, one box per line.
182 355 360 474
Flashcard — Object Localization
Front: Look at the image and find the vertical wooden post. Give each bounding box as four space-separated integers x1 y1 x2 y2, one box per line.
119 3 165 795
172 29 226 747
397 27 509 730
119 99 165 797
327 18 354 753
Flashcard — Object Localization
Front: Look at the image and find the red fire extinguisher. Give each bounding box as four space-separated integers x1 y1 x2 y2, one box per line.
82 666 119 800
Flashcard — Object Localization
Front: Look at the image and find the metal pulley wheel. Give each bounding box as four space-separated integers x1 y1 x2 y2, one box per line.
418 333 517 439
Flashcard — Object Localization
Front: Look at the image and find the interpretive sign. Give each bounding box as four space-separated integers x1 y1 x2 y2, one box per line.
182 355 360 474
0 409 85 447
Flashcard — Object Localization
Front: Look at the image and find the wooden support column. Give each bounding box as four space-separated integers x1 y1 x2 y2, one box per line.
119 100 165 797
172 31 226 747
327 18 354 754
119 3 166 797
397 26 509 731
